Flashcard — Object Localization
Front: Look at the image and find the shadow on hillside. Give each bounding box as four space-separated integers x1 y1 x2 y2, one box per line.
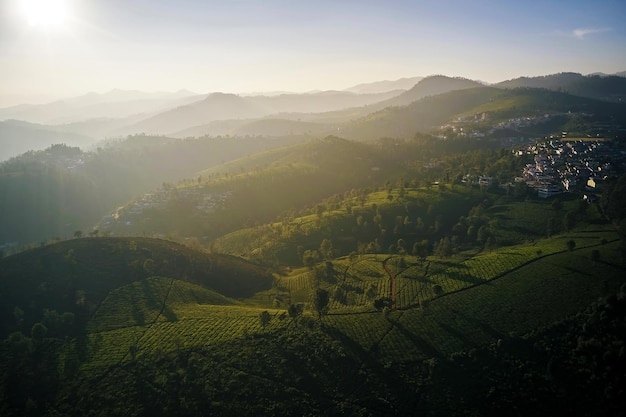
161 306 178 322
508 225 539 236
445 269 482 285
487 206 510 215
562 265 592 276
322 324 381 366
458 310 504 340
393 321 442 359
141 279 161 310
130 289 146 326
438 322 472 347
597 259 626 271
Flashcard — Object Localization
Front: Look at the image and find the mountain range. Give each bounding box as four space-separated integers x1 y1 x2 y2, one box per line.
1 71 626 162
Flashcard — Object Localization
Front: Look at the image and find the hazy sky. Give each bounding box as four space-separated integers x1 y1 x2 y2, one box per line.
1 0 625 105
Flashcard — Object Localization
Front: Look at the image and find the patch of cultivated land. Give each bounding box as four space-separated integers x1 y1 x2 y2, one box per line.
326 237 624 362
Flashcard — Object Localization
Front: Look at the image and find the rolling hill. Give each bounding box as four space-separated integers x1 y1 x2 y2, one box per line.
0 204 623 416
343 76 423 94
0 120 96 162
0 236 273 339
97 136 402 241
340 86 626 140
0 89 200 125
376 75 484 108
496 72 626 102
127 90 402 136
0 135 307 247
2 73 626 416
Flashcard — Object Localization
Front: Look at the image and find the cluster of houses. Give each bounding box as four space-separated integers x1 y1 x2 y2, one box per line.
518 138 626 198
99 185 232 232
439 112 571 140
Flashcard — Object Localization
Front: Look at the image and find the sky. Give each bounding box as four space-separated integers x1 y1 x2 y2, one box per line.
0 0 625 106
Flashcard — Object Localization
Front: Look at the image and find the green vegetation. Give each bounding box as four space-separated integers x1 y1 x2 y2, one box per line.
0 237 273 339
1 82 626 416
2 177 623 416
0 135 305 247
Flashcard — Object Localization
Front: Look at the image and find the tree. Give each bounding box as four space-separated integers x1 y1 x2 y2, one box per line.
415 216 425 232
31 323 47 340
412 239 430 265
396 239 407 255
302 249 319 269
334 286 347 304
143 258 155 275
590 249 601 266
313 289 330 319
563 211 576 231
435 237 452 258
259 311 271 328
366 284 377 300
433 284 443 296
566 239 576 252
315 204 326 220
477 225 489 243
374 297 391 311
319 239 334 260
73 230 82 238
129 344 138 360
287 303 303 320
324 261 335 282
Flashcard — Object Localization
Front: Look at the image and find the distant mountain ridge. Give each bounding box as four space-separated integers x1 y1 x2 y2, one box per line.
379 75 484 108
343 76 423 94
2 71 626 144
0 120 96 162
127 90 402 135
497 72 626 102
0 90 201 125
340 85 626 140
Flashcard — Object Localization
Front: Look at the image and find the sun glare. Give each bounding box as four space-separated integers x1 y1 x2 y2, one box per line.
20 0 68 28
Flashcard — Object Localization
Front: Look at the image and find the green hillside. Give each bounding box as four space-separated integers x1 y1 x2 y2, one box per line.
1 190 625 416
1 108 626 415
341 86 626 140
100 136 405 240
0 135 305 247
0 237 273 339
1 227 623 416
497 72 626 102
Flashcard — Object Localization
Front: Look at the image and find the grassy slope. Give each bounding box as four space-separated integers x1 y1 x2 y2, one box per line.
0 237 274 338
104 136 404 240
78 276 288 372
213 185 489 264
1 200 623 416
327 237 624 362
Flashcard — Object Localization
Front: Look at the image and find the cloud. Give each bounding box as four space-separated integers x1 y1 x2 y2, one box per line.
572 27 611 39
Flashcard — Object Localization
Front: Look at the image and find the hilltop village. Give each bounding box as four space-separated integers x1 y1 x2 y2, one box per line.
517 138 626 198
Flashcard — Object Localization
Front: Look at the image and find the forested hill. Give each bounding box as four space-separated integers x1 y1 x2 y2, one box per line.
0 120 95 162
0 135 307 248
496 72 626 102
340 86 626 140
97 136 403 240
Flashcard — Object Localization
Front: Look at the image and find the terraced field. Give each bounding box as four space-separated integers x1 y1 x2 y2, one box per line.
325 238 625 362
81 277 289 372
